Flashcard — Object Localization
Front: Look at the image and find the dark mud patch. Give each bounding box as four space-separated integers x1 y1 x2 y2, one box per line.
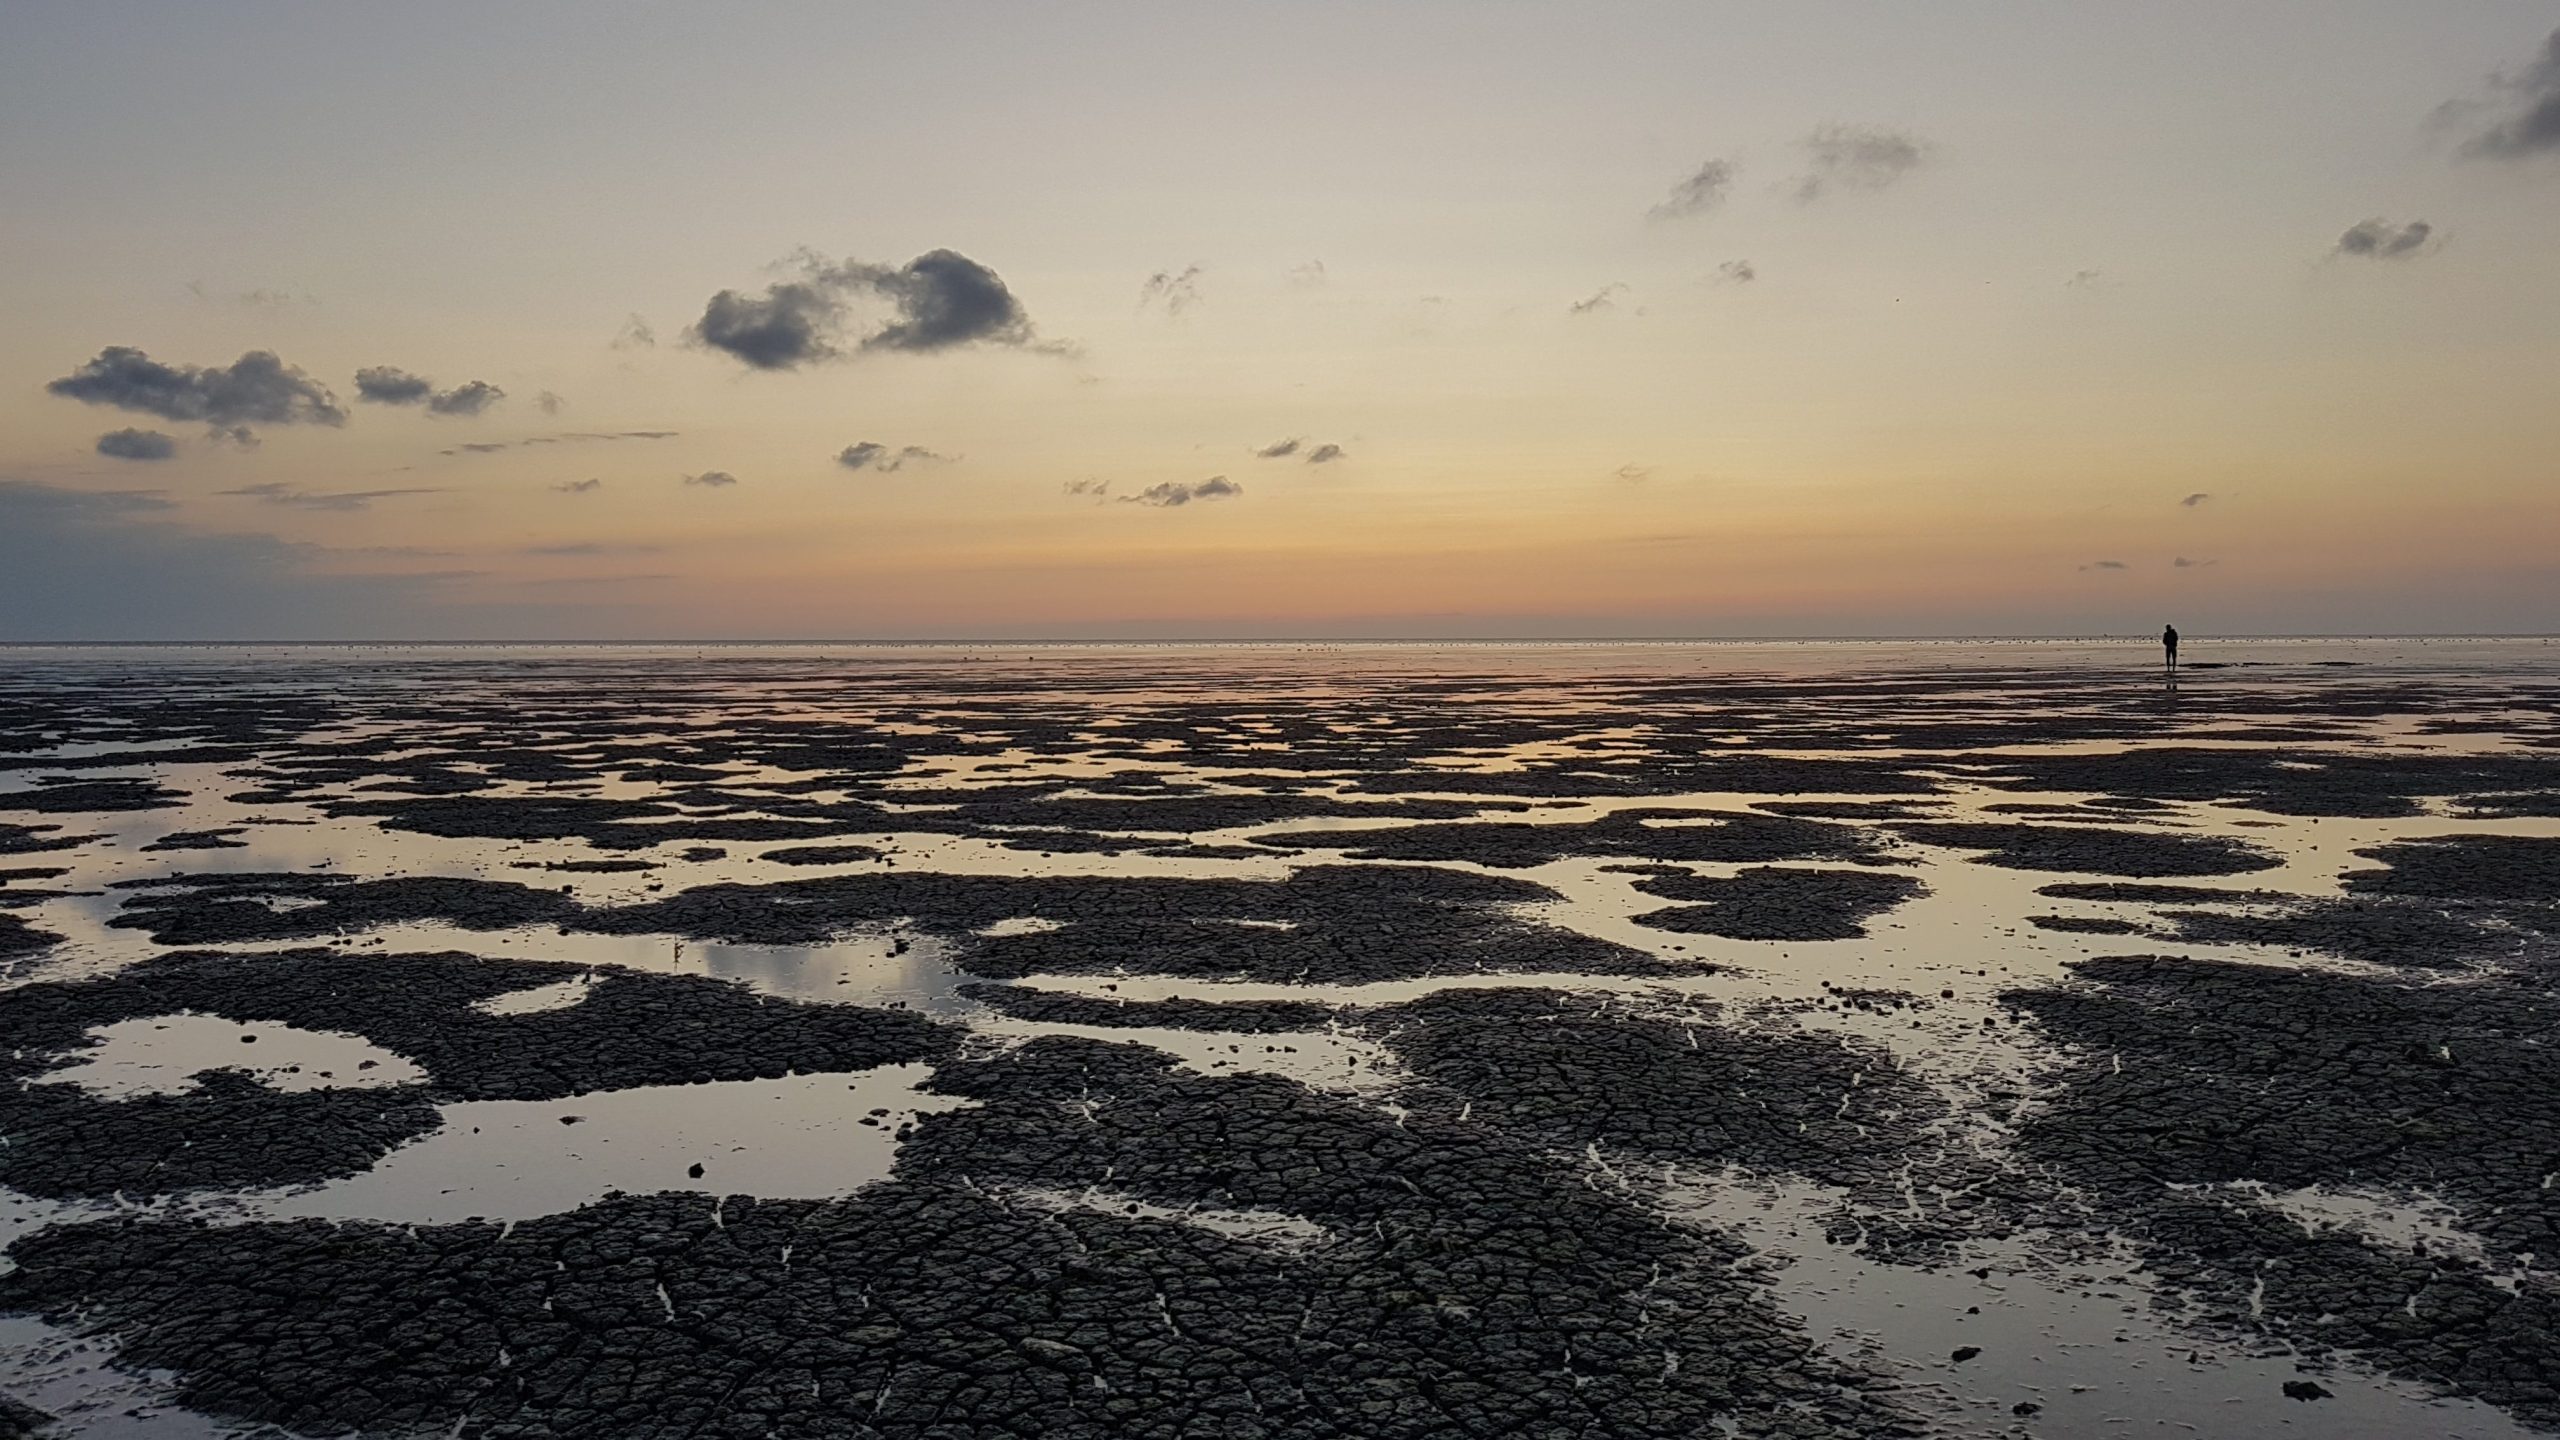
1374 987 1937 1187
1961 747 2560 819
0 823 97 857
759 843 886 866
2159 898 2527 968
2026 914 2146 935
1625 865 1924 941
141 827 248 851
2008 954 2560 1424
1258 808 1877 869
109 874 580 947
0 1036 1922 1440
0 778 185 814
2036 881 2290 905
956 982 1338 1033
1893 822 2279 877
0 912 66 961
2345 834 2560 911
0 948 953 1198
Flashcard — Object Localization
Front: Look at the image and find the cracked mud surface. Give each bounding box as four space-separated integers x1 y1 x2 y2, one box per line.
2 638 2558 1438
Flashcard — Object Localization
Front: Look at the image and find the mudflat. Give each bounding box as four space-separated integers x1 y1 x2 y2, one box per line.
1 639 2556 1439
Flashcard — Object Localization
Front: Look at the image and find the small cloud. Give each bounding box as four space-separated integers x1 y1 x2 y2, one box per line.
1254 438 1302 459
1120 475 1240 507
1614 463 1653 483
95 428 177 462
835 442 953 473
689 248 1051 370
47 347 346 436
1714 260 1756 285
1064 477 1111 500
2066 269 2103 289
611 314 657 350
536 391 566 416
519 541 662 557
354 366 434 405
1287 260 1328 287
208 425 259 450
1792 124 1931 202
2078 559 2130 572
2454 27 2560 159
1569 283 1628 315
554 478 603 494
1649 157 1738 221
2174 556 2217 569
188 282 311 309
440 430 677 458
1305 443 1345 464
682 471 739 488
2334 218 2435 260
220 484 441 512
2180 492 2211 508
426 380 506 417
1138 265 1204 317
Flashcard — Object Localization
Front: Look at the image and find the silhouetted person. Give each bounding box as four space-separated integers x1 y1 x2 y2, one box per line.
2162 623 2179 671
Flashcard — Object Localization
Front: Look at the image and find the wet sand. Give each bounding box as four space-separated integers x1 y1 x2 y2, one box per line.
1 639 2556 1438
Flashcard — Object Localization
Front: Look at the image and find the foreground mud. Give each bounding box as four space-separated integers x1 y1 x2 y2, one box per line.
1 640 2556 1438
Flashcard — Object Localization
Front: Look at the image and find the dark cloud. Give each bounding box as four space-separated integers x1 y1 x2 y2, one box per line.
536 391 566 416
1569 283 1627 315
354 366 434 405
1715 260 1757 284
1121 476 1240 507
1254 438 1302 459
95 429 177 462
554 478 603 494
1305 443 1345 464
1138 265 1204 316
611 314 657 350
426 380 506 417
682 471 739 488
1792 124 1930 202
689 248 1048 370
2180 492 2212 508
46 347 347 433
0 481 467 641
2334 218 2434 259
835 442 953 473
439 431 676 458
1649 158 1737 221
2457 27 2560 159
219 484 441 512
2078 559 2130 572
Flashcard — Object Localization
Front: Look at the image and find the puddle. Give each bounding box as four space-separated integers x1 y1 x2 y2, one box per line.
35 1014 425 1099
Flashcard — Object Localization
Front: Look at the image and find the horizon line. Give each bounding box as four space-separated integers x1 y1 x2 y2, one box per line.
4 632 2558 649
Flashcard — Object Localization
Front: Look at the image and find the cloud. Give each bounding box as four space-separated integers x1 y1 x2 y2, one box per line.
537 391 566 416
0 480 471 641
1138 265 1204 316
1063 478 1111 500
354 366 434 405
220 484 442 512
682 471 739 488
1792 124 1931 201
519 541 662 557
2066 269 2103 289
2078 559 2130 572
209 425 259 450
1305 443 1345 464
1649 157 1737 221
2174 556 2217 569
611 314 657 350
188 282 311 310
46 347 347 434
2180 492 2211 508
2334 218 2435 259
1714 259 1757 284
1614 463 1654 483
554 478 603 494
836 442 953 473
1253 438 1302 459
688 248 1050 369
95 429 177 462
426 380 506 417
2456 27 2560 159
1287 260 1328 287
1120 476 1240 507
1569 283 1628 315
439 430 676 458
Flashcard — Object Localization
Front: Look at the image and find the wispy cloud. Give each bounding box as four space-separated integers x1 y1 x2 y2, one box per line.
1714 259 1756 284
1305 443 1345 464
682 471 739 488
1254 438 1302 459
1063 478 1111 501
439 431 677 458
1121 476 1240 507
2453 27 2560 159
1648 157 1737 221
1614 463 1653 483
2078 559 2130 572
1791 124 1930 202
1287 260 1328 287
536 390 566 416
2174 556 2217 569
836 442 954 473
2180 492 2211 508
611 314 656 350
1138 265 1204 316
220 484 441 512
1569 283 1627 315
553 478 603 494
518 541 663 557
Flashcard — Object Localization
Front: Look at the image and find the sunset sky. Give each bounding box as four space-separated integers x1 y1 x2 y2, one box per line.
5 2 2558 640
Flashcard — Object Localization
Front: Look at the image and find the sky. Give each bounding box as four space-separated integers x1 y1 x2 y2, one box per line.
4 1 2558 641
